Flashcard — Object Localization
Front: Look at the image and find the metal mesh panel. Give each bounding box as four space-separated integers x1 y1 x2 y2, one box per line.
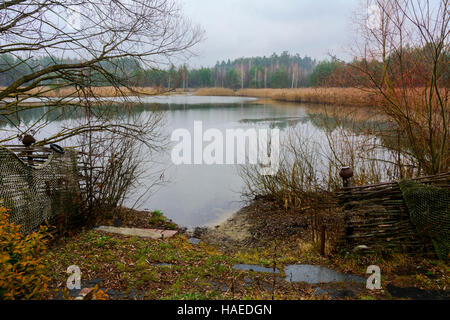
399 179 450 259
0 146 81 234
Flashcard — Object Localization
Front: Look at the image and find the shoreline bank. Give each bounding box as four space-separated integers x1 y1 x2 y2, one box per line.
195 87 381 108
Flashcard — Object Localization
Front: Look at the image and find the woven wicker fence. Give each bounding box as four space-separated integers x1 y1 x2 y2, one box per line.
0 145 82 234
336 172 450 255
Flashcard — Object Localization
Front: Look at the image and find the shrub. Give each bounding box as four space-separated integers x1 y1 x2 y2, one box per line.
0 205 49 299
150 210 166 225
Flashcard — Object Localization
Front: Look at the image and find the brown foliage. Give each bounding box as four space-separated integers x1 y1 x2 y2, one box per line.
0 205 49 300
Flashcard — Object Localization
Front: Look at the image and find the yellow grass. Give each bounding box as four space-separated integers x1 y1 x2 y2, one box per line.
2 86 380 107
236 88 381 107
193 87 381 107
194 87 235 96
0 86 164 97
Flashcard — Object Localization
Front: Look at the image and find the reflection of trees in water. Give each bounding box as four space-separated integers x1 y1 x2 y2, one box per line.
0 102 253 129
1 102 391 136
238 111 390 133
2 103 401 154
1 105 84 128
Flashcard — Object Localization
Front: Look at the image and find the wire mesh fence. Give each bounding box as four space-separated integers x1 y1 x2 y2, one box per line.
0 145 82 234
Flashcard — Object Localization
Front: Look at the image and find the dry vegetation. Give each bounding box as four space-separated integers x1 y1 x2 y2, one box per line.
194 87 235 96
0 86 184 98
41 206 450 300
194 87 381 107
238 88 382 107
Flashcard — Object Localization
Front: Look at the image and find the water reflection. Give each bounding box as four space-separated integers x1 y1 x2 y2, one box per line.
0 95 382 227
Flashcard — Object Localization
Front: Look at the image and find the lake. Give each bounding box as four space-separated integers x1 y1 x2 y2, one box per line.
1 94 360 228
128 95 331 227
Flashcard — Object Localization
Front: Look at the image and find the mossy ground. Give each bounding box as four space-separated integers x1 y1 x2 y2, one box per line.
42 200 450 300
43 227 449 300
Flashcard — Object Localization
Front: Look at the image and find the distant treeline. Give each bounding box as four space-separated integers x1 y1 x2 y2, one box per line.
0 52 319 89
1 47 447 90
184 52 316 89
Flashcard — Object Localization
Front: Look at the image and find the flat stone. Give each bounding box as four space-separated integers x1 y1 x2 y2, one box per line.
74 287 95 300
147 229 178 238
95 226 177 239
161 230 178 238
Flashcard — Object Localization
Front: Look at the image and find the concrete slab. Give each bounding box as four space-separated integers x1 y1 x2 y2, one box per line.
147 229 178 238
95 226 177 239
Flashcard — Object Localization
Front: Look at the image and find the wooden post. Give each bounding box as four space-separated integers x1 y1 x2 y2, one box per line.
339 167 355 245
320 224 326 256
26 146 33 166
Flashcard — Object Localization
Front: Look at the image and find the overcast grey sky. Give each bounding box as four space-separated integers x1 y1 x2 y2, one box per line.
181 0 359 67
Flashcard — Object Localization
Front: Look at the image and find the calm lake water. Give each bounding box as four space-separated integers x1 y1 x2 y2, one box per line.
129 95 329 227
2 94 349 228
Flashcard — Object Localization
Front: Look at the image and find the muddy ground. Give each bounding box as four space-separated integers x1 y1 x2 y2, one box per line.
44 198 449 300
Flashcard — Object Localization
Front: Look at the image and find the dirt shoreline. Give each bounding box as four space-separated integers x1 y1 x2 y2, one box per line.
193 198 314 250
192 205 254 248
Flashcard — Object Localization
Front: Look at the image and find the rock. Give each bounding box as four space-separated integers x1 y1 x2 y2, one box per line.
74 287 94 300
188 237 201 245
193 227 207 238
313 287 328 296
353 245 369 252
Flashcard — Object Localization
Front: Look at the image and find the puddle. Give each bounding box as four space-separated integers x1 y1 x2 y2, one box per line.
153 263 172 267
233 264 280 274
284 265 365 284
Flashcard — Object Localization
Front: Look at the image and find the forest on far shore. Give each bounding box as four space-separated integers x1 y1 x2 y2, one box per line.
1 48 448 91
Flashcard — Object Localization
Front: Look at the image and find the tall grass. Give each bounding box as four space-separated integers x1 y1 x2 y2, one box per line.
1 86 164 97
240 105 418 210
194 87 235 96
194 87 381 107
236 88 381 107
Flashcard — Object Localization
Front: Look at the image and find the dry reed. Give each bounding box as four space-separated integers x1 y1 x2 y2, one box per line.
236 88 381 108
194 87 235 96
1 86 163 97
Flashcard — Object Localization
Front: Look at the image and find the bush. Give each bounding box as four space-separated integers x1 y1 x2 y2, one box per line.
0 205 49 299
